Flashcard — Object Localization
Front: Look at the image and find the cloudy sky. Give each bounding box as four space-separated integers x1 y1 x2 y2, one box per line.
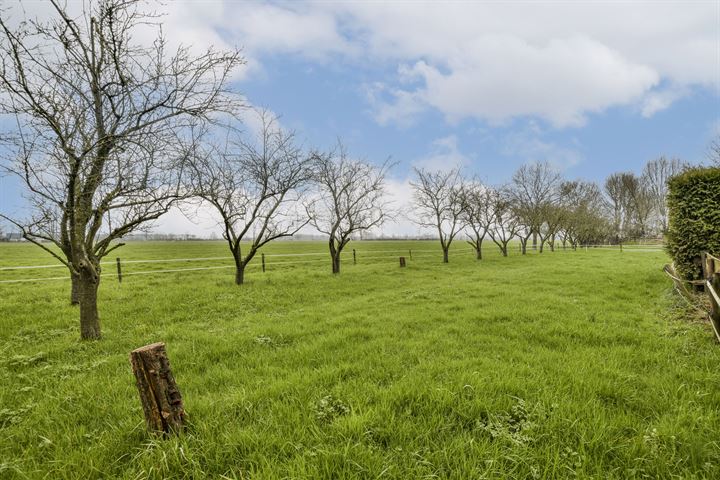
1 0 719 237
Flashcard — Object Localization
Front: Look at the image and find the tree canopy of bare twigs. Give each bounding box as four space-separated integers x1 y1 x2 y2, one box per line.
507 161 563 253
411 168 465 263
559 180 608 248
641 156 686 233
306 141 392 274
460 179 494 260
604 172 653 241
709 136 720 166
487 188 521 257
190 109 312 285
0 0 243 339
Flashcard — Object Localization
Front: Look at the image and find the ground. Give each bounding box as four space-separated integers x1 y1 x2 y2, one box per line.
1 240 719 479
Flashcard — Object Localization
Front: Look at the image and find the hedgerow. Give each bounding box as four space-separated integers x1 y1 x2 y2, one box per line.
666 167 720 279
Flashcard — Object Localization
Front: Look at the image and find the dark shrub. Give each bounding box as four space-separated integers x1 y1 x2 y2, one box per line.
666 167 720 280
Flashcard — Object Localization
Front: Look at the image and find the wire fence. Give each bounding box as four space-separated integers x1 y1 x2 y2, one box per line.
663 252 720 343
0 243 665 285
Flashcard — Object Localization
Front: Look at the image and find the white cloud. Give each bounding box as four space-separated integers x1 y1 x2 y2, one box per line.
152 201 224 238
5 1 715 125
501 123 583 170
165 1 716 126
384 36 659 127
641 86 690 117
413 135 471 172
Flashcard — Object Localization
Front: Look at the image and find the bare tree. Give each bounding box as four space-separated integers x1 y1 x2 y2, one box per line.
641 156 686 233
190 110 312 285
487 188 521 257
0 1 243 339
411 168 465 263
460 179 494 260
709 136 720 166
559 180 607 248
604 172 655 240
508 161 563 252
307 142 391 274
604 173 633 242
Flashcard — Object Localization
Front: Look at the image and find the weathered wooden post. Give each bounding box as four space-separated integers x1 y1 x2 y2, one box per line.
130 343 185 434
353 249 356 265
709 269 720 339
409 249 412 260
116 257 122 283
262 253 266 273
399 256 406 267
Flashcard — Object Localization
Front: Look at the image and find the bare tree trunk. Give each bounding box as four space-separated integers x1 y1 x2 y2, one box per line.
549 235 555 252
70 272 80 305
442 247 449 263
235 264 245 285
539 238 545 253
78 268 101 340
232 252 245 285
475 245 482 260
329 239 341 274
501 244 508 257
532 232 537 250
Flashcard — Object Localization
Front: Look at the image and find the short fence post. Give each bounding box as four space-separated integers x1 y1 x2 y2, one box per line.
262 253 266 273
130 342 185 435
709 258 720 339
353 249 356 265
409 249 412 260
116 257 122 283
399 256 406 268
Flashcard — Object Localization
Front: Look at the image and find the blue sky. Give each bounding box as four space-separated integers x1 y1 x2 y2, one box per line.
1 1 719 236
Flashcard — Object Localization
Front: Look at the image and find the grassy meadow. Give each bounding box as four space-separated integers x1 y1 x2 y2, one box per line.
1 240 719 479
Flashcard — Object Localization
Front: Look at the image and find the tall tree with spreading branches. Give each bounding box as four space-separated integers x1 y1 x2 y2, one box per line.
507 161 563 253
641 156 686 233
0 0 243 339
307 141 392 274
190 109 312 285
411 168 466 263
460 179 494 260
488 188 521 257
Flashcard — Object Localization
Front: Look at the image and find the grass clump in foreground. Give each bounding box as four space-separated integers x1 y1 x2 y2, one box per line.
1 240 719 479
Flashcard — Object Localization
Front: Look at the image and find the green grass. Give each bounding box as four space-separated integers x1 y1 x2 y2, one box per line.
1 240 719 479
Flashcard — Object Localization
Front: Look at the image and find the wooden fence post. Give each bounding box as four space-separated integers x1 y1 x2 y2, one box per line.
130 342 185 434
409 249 412 260
399 256 406 268
116 257 122 283
262 253 266 273
353 249 356 265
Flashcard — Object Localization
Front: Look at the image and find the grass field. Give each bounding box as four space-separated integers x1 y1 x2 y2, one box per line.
1 240 719 479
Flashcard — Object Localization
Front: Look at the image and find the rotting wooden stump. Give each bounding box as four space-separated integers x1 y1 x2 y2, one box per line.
130 342 185 434
399 256 406 268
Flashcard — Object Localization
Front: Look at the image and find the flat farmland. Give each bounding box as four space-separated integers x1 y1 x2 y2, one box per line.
1 241 719 479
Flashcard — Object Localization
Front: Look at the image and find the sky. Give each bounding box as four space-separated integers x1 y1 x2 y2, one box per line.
1 0 719 237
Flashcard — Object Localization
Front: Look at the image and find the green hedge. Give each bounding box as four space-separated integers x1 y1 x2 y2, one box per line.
666 167 720 280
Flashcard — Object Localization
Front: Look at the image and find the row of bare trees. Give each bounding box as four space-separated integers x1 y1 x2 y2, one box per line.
409 156 689 263
0 1 392 339
0 0 702 341
188 111 391 283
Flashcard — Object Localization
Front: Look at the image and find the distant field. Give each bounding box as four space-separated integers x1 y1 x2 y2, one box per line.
1 240 719 479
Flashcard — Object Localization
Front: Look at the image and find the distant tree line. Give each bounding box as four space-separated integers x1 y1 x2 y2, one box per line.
410 156 693 263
